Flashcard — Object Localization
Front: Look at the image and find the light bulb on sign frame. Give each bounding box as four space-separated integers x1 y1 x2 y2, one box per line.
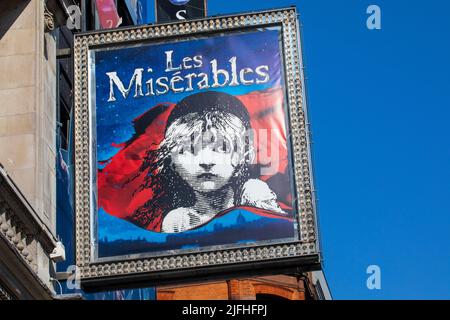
169 0 191 5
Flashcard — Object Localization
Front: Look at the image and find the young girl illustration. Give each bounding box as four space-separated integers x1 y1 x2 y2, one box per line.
131 91 286 233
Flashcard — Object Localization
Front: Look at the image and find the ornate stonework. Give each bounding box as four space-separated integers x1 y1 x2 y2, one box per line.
157 275 311 300
0 283 14 300
0 167 57 299
0 200 38 272
44 3 55 32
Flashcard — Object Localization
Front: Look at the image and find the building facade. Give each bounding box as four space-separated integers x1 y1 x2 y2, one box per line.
0 0 330 300
0 0 62 300
157 274 330 300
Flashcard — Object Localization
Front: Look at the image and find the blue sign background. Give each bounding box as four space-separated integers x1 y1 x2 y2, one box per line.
93 28 297 259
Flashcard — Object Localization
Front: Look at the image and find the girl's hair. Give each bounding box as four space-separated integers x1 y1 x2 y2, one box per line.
130 91 257 230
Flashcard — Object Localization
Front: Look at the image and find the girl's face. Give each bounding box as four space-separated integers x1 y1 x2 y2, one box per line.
171 128 241 193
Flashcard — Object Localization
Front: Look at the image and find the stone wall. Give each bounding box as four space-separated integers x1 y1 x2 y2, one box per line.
0 0 57 234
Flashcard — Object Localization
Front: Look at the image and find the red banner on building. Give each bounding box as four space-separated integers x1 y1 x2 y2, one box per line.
95 0 122 29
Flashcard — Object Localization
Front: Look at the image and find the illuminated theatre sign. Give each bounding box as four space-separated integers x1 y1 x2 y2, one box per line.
74 8 320 287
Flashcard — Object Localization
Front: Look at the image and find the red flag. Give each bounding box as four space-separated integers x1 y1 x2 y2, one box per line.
95 0 122 29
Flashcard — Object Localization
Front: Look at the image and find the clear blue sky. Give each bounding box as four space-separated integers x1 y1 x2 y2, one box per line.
144 1 450 299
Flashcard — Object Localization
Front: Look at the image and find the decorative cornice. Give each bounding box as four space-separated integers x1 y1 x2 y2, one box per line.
0 167 58 272
0 168 57 253
0 282 14 300
0 167 57 299
73 8 320 283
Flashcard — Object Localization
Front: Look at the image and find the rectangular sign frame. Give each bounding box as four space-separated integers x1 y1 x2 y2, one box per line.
74 7 320 288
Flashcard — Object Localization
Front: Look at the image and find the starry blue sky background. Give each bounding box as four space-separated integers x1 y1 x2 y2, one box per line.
140 0 450 300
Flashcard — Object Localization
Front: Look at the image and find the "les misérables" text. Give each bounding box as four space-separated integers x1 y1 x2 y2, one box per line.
105 50 270 102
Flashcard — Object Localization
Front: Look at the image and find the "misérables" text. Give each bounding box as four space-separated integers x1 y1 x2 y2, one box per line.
105 50 270 102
